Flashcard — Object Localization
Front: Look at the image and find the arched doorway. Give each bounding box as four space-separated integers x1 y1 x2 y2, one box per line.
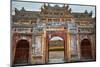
80 39 92 59
48 36 65 63
45 31 67 63
14 39 29 64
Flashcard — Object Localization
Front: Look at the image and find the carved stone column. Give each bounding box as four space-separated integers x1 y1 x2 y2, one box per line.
77 34 81 60
67 33 71 62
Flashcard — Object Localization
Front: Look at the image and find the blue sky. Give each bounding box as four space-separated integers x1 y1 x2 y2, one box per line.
12 1 95 17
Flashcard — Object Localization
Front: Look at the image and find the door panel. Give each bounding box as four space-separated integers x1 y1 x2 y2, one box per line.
14 40 29 64
81 39 92 59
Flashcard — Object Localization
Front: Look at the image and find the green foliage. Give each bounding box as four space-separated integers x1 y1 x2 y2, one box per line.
49 48 64 51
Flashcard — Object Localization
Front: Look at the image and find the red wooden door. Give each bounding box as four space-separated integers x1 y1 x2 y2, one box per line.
14 40 29 64
81 39 92 59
